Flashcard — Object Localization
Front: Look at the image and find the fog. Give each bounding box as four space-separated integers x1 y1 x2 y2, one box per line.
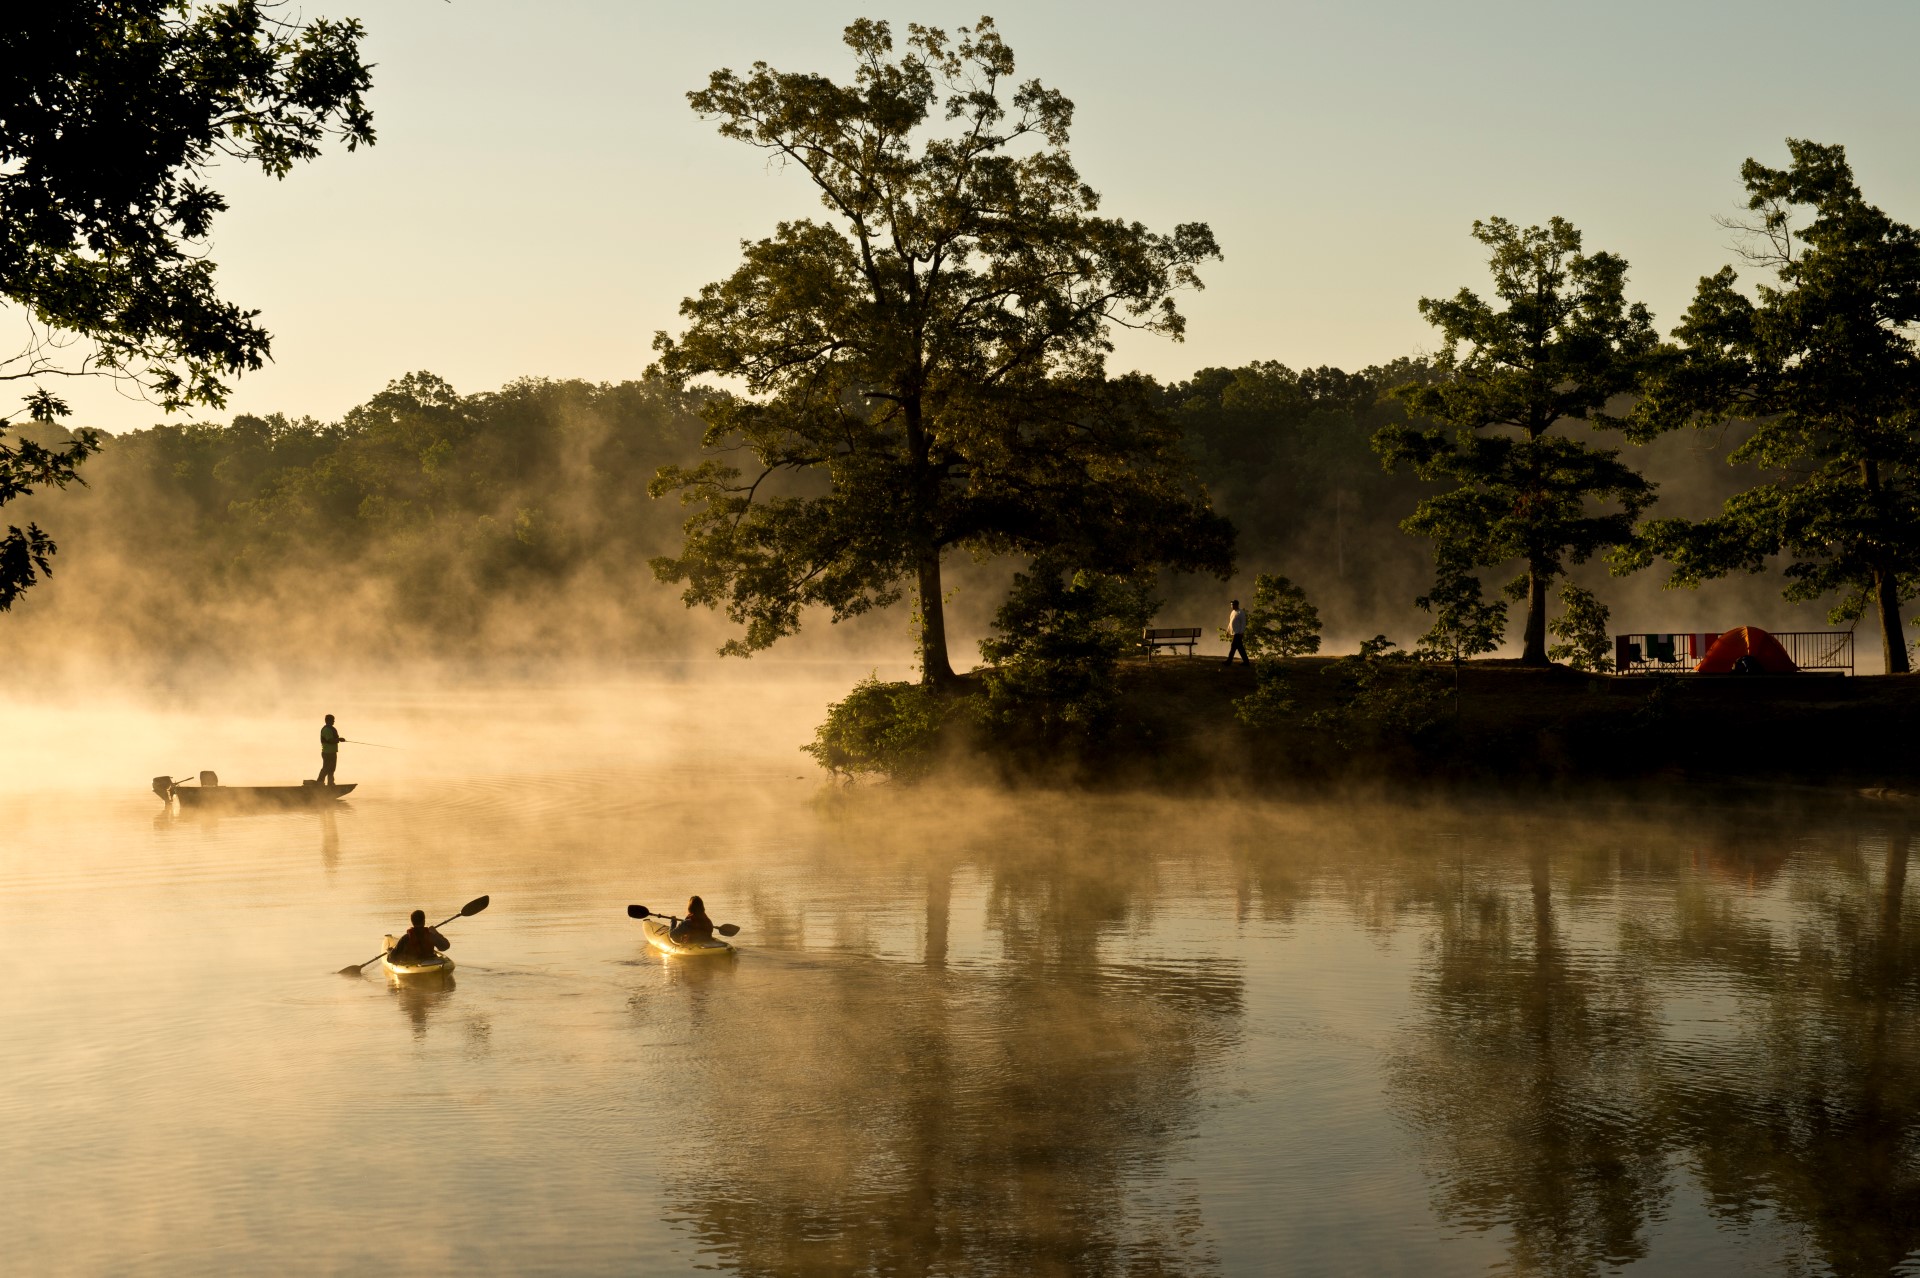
5 673 1917 1272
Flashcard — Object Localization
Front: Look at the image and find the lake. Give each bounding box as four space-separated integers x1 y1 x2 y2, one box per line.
2 673 1916 1276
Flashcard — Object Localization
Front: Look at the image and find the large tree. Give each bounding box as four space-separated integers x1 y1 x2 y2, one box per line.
0 1 373 607
650 18 1230 685
1625 140 1920 674
1376 217 1659 665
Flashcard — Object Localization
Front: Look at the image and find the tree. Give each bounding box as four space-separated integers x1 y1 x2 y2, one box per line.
649 18 1231 686
1624 140 1920 674
1243 573 1322 658
1547 582 1612 671
2 3 374 410
1376 218 1658 665
0 2 372 610
1414 558 1506 663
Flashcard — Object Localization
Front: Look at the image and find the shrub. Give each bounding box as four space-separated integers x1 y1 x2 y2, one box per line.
974 558 1154 756
1306 635 1449 751
803 676 960 782
1548 583 1612 671
1244 573 1323 658
1415 561 1506 662
1233 659 1298 729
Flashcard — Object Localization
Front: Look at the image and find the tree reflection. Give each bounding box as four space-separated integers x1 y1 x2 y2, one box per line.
1646 824 1920 1276
660 824 1240 1276
1390 845 1668 1275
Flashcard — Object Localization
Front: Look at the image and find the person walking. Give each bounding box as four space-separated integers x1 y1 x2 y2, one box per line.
1225 599 1250 665
317 713 342 785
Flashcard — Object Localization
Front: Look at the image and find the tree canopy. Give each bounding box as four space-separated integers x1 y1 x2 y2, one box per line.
0 2 373 611
1376 218 1658 665
650 17 1231 685
1625 140 1920 673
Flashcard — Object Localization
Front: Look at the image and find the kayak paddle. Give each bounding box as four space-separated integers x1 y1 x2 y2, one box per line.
627 904 741 937
337 894 490 975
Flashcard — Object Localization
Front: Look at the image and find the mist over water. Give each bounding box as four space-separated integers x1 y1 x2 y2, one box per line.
3 671 1917 1275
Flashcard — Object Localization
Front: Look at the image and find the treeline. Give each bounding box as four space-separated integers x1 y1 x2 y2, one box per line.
7 373 710 667
9 362 1443 669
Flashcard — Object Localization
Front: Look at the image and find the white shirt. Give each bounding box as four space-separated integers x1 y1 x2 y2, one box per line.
1228 608 1246 636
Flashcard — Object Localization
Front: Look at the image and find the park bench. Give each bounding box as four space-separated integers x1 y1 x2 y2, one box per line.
1141 626 1202 656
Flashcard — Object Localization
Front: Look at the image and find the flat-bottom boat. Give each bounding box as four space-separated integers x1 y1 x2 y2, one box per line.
642 916 735 958
154 774 356 809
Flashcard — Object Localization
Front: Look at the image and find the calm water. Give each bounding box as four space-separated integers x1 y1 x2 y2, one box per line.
3 676 1919 1276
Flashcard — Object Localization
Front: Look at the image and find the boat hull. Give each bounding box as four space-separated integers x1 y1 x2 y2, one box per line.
172 783 356 809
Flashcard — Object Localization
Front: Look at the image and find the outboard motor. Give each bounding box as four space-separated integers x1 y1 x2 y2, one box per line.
151 776 174 802
199 770 219 787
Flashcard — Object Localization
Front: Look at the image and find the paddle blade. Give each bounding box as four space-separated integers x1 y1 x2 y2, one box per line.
627 904 650 919
716 923 741 937
461 895 490 917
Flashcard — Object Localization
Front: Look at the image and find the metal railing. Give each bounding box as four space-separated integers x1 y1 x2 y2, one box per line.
1613 631 1854 675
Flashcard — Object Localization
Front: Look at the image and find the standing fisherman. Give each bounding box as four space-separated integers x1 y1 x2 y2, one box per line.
317 714 342 786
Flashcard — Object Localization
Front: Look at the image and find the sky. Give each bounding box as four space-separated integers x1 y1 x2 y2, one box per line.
50 0 1920 432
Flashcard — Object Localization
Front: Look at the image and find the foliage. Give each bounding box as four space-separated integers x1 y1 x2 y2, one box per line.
0 393 101 610
802 675 961 782
649 18 1231 685
1306 635 1449 752
1624 139 1920 673
1414 559 1506 662
1376 217 1658 665
1244 573 1322 658
1547 583 1613 671
974 557 1152 755
1 3 374 411
1232 661 1297 731
1163 359 1437 623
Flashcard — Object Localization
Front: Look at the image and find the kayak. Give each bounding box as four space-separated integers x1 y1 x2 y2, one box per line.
642 916 734 958
381 935 455 978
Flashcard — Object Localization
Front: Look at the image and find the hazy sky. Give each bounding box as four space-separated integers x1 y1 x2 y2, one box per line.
53 0 1920 431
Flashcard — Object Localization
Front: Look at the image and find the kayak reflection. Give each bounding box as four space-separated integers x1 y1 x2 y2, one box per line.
388 971 456 1039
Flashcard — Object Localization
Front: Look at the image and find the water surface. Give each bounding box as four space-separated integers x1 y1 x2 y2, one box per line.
3 677 1917 1275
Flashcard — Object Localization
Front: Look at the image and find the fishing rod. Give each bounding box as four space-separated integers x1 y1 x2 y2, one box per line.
341 738 402 750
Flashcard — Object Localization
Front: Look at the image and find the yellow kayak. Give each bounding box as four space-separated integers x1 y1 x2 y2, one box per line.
642 916 734 957
381 934 456 977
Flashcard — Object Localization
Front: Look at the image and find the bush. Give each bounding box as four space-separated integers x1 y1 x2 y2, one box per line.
803 676 960 782
975 559 1152 756
1414 561 1506 662
1233 659 1298 729
1244 573 1323 658
1548 583 1612 671
1306 635 1449 752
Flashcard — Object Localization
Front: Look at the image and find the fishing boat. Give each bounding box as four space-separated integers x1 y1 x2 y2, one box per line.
152 772 356 809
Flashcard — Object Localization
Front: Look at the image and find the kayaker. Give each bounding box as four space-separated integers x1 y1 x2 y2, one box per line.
317 714 342 786
389 910 450 963
671 896 715 944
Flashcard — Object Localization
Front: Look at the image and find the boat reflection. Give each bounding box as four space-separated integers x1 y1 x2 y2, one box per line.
388 972 457 1039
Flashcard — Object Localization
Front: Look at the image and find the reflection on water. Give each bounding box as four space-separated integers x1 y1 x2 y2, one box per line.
4 681 1920 1275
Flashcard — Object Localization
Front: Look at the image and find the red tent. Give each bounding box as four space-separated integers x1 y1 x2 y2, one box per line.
1694 625 1798 674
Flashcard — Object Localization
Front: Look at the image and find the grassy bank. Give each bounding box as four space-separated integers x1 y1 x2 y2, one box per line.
925 655 1920 792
